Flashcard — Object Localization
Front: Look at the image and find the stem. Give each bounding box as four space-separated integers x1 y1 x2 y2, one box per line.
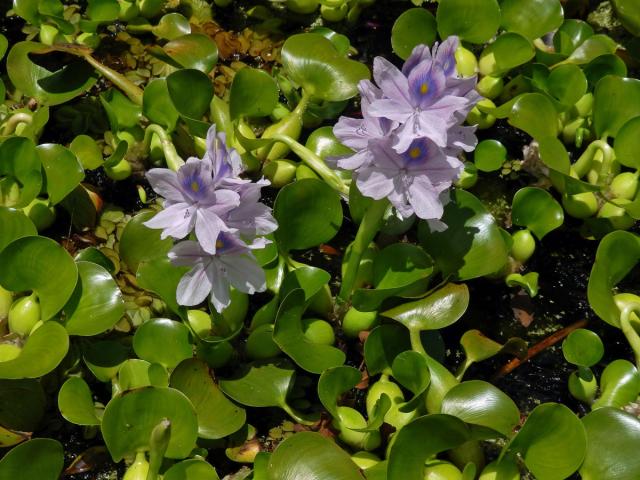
620 308 640 368
572 139 612 179
1 113 33 136
270 133 349 195
281 402 316 426
83 55 144 105
410 328 427 356
337 199 388 302
143 124 185 171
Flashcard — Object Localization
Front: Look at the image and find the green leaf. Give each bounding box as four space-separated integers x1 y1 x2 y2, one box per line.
137 257 188 319
101 386 198 461
280 266 331 302
69 135 104 170
562 329 604 368
281 33 371 102
615 116 640 169
418 189 509 280
441 381 519 436
391 350 430 410
508 93 558 139
153 13 192 40
0 136 42 209
167 69 214 122
143 79 180 132
364 324 411 376
87 0 119 21
436 0 501 44
274 179 343 252
74 247 115 274
382 283 469 333
57 376 100 425
267 432 364 480
0 379 45 431
164 459 221 480
506 403 586 480
0 236 78 320
59 185 98 230
547 64 588 107
0 321 69 379
318 366 362 419
474 139 507 172
562 34 617 66
100 88 141 131
388 414 473 480
229 67 279 120
0 208 36 253
0 34 7 61
479 33 535 77
119 211 173 273
581 407 640 479
163 34 218 74
588 231 640 327
511 187 564 240
500 0 563 40
133 318 193 369
83 340 128 382
62 261 124 336
0 439 64 480
593 76 640 138
6 42 96 106
170 358 246 439
592 360 640 409
505 272 539 297
459 330 527 377
612 0 640 36
219 360 296 409
391 8 437 60
553 19 594 56
274 289 345 374
583 54 627 87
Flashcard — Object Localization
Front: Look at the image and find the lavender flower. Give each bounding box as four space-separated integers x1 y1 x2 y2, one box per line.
202 125 243 186
144 159 240 254
168 234 266 312
355 137 463 220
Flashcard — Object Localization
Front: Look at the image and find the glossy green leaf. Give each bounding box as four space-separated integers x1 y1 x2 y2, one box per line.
143 79 180 132
101 386 198 461
59 185 98 229
219 360 296 409
274 289 344 374
441 381 519 436
87 0 119 21
436 0 501 44
419 190 509 280
0 136 42 209
167 69 214 121
511 187 564 240
553 20 594 56
274 179 343 252
500 0 563 40
0 321 69 379
505 272 539 297
306 126 353 161
133 318 193 369
318 366 362 419
474 139 507 172
388 414 473 480
562 35 617 66
62 261 124 336
0 208 36 253
119 211 173 273
364 324 411 376
281 33 370 102
581 407 640 479
594 76 640 138
69 134 104 170
163 34 218 74
547 64 587 106
117 359 156 391
58 377 100 425
584 54 627 86
0 236 77 320
506 403 586 480
100 88 141 131
7 42 96 106
153 13 192 40
391 8 437 60
0 34 7 60
0 379 45 431
0 439 64 480
614 116 640 169
391 350 430 410
592 360 640 409
508 93 558 139
137 257 188 319
459 330 527 378
74 247 115 274
562 329 604 368
588 231 640 327
280 266 331 303
268 432 364 480
382 283 469 333
612 0 640 35
36 144 83 205
171 359 246 439
230 67 279 120
164 459 221 480
479 33 535 77
83 340 128 382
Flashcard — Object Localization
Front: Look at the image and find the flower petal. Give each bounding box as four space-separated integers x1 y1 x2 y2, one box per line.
176 262 212 306
221 253 266 295
402 44 432 75
207 262 231 313
372 57 412 105
408 176 445 220
407 59 446 109
143 203 195 240
434 36 459 77
333 116 370 151
146 168 184 203
196 208 228 254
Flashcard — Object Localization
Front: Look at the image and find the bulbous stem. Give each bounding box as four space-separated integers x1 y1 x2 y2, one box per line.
143 124 185 171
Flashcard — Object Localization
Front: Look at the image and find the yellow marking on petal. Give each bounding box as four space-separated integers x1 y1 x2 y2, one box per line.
191 181 200 192
409 147 422 159
216 240 224 249
420 83 429 95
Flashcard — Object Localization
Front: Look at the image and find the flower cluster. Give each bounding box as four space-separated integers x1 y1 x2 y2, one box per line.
333 36 481 224
145 125 277 312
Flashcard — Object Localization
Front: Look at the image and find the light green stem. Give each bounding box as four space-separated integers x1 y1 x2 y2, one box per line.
620 308 640 368
572 139 613 179
1 113 32 136
410 328 427 356
281 402 316 426
143 124 184 171
83 55 144 105
338 199 388 302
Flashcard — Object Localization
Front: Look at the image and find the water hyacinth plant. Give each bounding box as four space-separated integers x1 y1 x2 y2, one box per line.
4 1 640 479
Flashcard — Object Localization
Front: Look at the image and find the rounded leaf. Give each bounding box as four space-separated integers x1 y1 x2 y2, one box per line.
143 79 180 131
500 0 563 40
58 377 100 426
508 93 558 139
219 360 296 408
562 329 604 368
163 34 218 73
391 8 437 60
436 0 501 44
133 318 193 369
474 139 507 172
511 187 564 240
164 459 220 480
167 69 214 120
229 67 279 120
479 33 535 77
614 116 640 169
0 379 45 431
0 208 36 253
119 211 174 273
101 386 198 461
0 439 64 480
0 236 78 321
593 76 640 138
547 64 588 106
